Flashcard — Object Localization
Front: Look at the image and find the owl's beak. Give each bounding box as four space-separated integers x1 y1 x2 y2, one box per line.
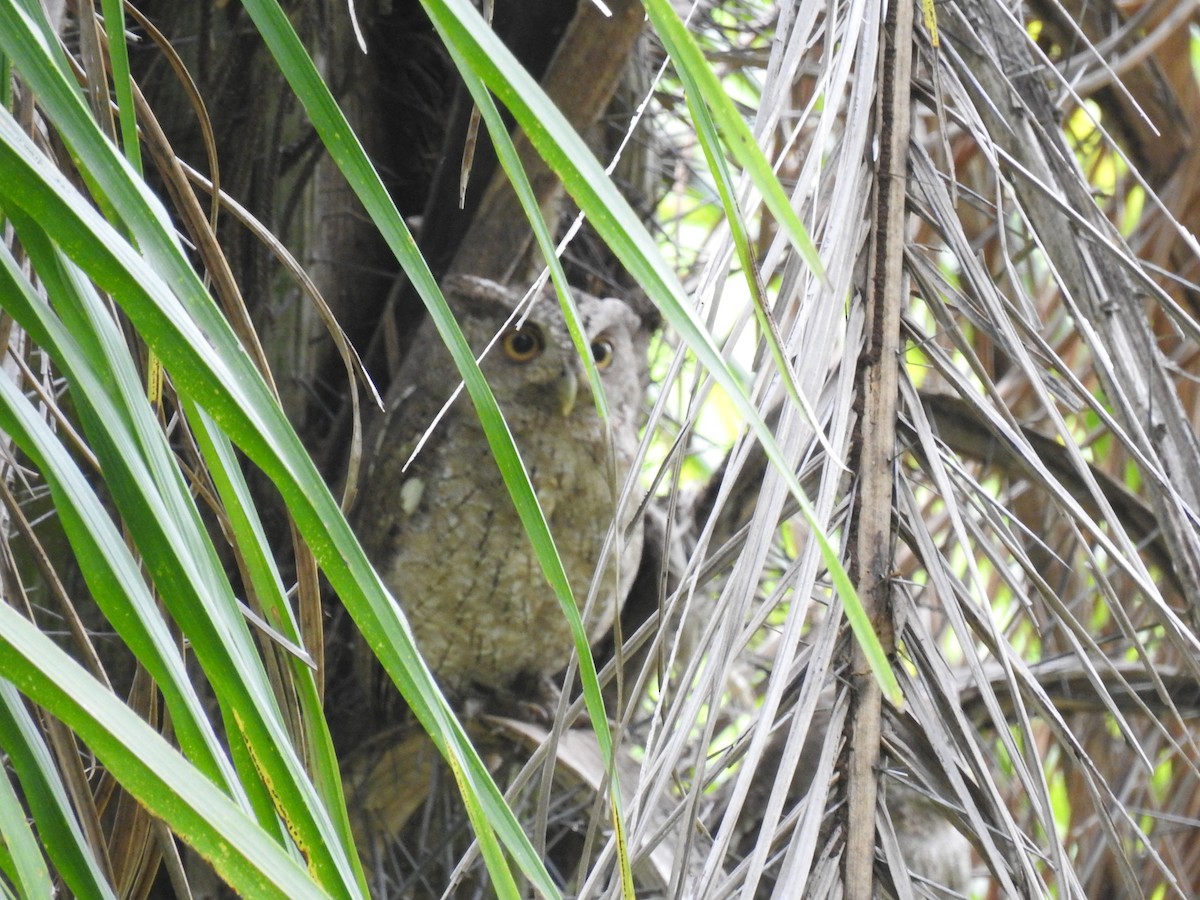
557 369 579 417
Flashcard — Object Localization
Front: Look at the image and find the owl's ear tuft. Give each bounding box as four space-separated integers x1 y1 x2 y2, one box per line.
641 306 663 334
442 274 520 314
602 296 654 344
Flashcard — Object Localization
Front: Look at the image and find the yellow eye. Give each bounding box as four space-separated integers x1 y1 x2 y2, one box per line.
502 327 544 362
591 340 614 369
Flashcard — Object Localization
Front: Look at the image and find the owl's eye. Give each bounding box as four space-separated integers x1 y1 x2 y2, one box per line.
502 326 544 362
591 340 614 369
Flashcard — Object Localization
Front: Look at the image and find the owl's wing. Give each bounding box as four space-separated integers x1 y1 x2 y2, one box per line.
353 326 465 554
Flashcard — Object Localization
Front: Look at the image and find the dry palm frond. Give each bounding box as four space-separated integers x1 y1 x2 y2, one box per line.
596 0 1200 898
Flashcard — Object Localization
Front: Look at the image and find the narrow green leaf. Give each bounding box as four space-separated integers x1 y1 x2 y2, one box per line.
99 0 140 174
683 61 837 457
0 734 54 898
0 239 246 808
0 205 361 897
641 0 825 277
0 682 116 899
442 37 634 889
661 30 895 689
0 602 329 899
184 401 360 861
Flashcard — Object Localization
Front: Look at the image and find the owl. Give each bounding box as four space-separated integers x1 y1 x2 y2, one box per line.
353 275 650 704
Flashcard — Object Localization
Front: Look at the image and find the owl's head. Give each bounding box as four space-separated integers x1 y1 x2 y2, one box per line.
444 276 650 428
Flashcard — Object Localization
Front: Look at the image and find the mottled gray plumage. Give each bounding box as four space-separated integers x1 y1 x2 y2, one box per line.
354 276 649 701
